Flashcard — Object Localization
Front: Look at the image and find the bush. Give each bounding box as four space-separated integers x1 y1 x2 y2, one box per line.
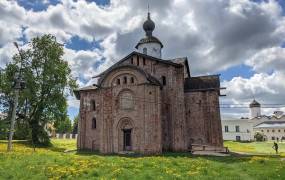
254 132 265 141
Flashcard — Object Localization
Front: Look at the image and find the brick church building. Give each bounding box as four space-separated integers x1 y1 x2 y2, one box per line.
74 12 224 154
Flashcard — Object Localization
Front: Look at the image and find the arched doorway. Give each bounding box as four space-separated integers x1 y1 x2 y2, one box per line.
123 129 132 151
117 118 134 151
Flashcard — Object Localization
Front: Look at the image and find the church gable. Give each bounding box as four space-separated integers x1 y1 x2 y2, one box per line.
95 51 189 79
98 64 162 88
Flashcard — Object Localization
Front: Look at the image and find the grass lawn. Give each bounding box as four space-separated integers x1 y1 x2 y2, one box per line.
224 141 285 155
0 140 285 180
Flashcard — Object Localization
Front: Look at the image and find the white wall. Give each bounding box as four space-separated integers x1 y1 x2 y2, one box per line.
222 115 285 141
254 128 285 141
137 42 161 58
250 107 261 118
222 119 254 141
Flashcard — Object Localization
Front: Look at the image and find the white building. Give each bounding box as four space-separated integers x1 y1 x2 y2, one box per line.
222 100 285 141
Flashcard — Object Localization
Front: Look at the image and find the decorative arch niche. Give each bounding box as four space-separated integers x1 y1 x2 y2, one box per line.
118 90 135 110
116 118 134 151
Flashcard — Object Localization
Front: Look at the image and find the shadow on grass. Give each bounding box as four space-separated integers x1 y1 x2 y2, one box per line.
74 149 282 165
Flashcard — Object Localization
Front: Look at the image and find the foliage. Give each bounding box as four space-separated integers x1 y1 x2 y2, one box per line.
72 114 78 134
0 140 285 179
0 69 10 140
54 116 72 133
13 119 30 140
254 132 265 141
0 34 77 145
0 119 9 140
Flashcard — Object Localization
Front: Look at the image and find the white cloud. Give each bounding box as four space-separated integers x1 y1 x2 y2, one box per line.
0 43 18 68
63 47 103 81
1 0 285 117
246 47 285 73
221 71 285 117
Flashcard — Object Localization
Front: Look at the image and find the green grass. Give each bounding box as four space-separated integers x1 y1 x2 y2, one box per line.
0 140 285 179
225 141 285 155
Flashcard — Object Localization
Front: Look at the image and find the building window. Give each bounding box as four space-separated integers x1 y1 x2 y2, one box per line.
143 48 147 54
272 137 275 140
236 136 241 141
130 77 134 84
120 91 134 110
162 76 166 86
123 76 127 84
137 55 139 66
131 57 134 64
117 78 121 85
92 117 96 129
143 57 146 65
91 100 96 111
278 129 281 132
225 126 229 132
261 130 264 132
235 126 240 132
272 130 275 133
267 130 269 132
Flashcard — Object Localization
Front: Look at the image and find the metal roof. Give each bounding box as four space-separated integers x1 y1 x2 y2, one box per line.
254 121 285 128
184 75 221 92
135 36 163 49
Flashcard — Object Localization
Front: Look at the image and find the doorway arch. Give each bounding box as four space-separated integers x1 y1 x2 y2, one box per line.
117 118 134 151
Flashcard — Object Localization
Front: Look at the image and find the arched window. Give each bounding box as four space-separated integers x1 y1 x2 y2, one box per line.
91 100 96 111
162 76 166 86
117 78 121 85
143 48 147 54
130 77 134 84
123 76 127 84
137 55 139 66
92 117 96 129
120 91 134 110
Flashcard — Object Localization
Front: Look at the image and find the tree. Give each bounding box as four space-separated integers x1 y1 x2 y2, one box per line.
0 69 10 140
72 114 79 134
254 132 265 142
0 115 9 140
1 34 77 145
54 116 72 134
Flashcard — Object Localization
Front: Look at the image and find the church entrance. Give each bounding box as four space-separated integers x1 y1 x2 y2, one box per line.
123 129 132 151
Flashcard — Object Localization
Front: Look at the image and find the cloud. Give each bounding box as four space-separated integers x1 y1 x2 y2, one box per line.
246 47 285 73
1 0 285 118
221 71 285 117
63 47 103 81
0 1 26 46
0 43 18 68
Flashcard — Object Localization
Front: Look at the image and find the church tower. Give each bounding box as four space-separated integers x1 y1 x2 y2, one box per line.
135 12 163 58
250 99 261 118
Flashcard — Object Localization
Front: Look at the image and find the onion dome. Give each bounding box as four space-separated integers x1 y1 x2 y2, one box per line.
250 99 261 108
135 12 163 49
143 12 155 36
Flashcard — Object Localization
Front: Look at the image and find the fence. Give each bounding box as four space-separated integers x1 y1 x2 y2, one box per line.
55 133 78 139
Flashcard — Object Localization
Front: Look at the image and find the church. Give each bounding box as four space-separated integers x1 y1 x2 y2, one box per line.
74 12 224 154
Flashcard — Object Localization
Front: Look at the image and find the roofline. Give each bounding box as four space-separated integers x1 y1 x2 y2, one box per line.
190 74 221 78
135 36 164 49
92 51 183 78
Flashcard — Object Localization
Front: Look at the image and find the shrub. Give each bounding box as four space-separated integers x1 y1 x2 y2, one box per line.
254 132 265 141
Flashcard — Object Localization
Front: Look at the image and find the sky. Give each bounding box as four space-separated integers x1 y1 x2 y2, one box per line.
1 0 285 120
